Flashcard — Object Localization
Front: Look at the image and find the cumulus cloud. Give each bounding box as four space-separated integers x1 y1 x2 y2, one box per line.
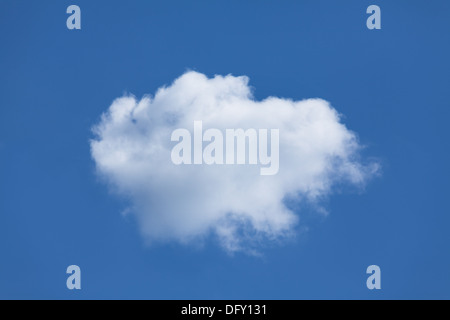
90 71 378 253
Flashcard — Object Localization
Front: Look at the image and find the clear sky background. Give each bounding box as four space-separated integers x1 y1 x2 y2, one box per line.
1 0 449 299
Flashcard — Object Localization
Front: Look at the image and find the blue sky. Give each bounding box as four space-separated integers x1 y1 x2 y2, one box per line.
1 0 450 299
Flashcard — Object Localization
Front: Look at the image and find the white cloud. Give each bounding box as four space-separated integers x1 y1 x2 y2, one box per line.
90 71 378 253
